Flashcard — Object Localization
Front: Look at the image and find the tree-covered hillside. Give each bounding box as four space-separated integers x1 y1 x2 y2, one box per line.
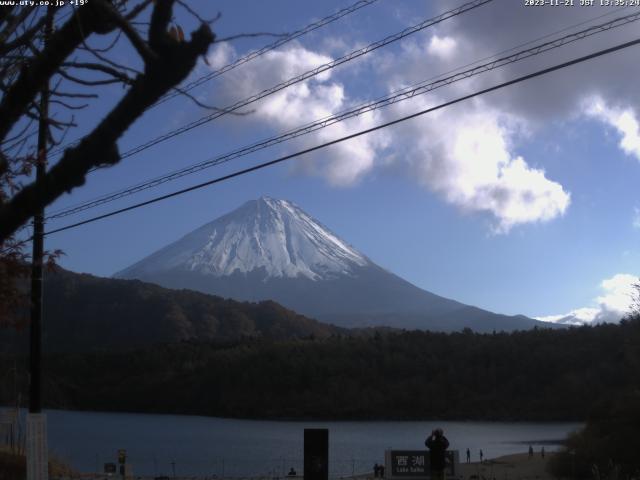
1 318 638 421
0 269 342 353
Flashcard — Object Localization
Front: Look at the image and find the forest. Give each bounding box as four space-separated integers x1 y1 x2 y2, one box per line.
0 269 342 353
1 317 638 421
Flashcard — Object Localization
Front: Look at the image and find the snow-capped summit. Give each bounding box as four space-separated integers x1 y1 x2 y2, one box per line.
116 197 554 332
117 197 370 281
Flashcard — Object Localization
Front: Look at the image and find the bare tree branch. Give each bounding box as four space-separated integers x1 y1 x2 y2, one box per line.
49 99 89 110
49 120 74 147
1 130 37 155
0 6 15 27
0 150 8 177
169 84 255 115
62 61 135 84
148 0 174 50
0 0 118 142
0 14 48 56
0 8 215 241
0 7 32 46
167 84 247 113
0 117 35 147
101 2 157 64
20 98 75 132
57 68 125 86
176 1 221 26
78 29 123 53
80 42 142 76
125 0 154 21
1 1 220 322
51 90 99 99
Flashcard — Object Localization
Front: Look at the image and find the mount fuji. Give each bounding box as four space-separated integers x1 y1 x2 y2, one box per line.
115 197 552 332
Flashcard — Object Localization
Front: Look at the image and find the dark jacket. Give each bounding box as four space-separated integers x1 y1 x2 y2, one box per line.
425 434 450 472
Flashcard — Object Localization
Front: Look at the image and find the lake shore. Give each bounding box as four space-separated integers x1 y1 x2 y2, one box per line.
0 449 557 480
353 452 555 480
11 409 577 477
457 452 554 480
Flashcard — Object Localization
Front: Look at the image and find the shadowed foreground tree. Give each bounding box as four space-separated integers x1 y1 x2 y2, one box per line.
547 315 640 480
0 0 216 325
547 388 640 480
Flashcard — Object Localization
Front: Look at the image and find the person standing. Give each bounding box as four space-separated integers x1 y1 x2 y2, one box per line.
529 445 533 458
425 428 450 480
466 448 471 463
479 449 483 463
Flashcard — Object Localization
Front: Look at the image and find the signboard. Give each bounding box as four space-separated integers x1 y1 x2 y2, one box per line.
385 450 458 479
389 451 426 476
26 413 48 480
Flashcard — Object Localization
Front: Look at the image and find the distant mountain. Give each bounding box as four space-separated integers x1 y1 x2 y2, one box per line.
118 196 369 281
0 268 341 353
116 197 555 332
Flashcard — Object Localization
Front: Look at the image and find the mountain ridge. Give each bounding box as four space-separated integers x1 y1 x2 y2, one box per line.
0 267 343 353
117 197 370 282
116 196 557 332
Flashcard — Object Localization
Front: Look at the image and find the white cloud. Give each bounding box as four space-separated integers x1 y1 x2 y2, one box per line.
378 2 640 197
206 43 390 186
205 38 571 230
598 273 637 313
585 97 640 161
431 0 640 116
210 44 334 98
427 35 457 59
207 42 236 70
390 94 570 232
537 273 638 325
367 29 571 232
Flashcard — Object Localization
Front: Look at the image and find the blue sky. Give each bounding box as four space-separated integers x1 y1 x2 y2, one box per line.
40 0 640 324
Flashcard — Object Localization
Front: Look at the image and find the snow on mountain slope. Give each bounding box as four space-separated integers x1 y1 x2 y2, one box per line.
117 197 370 281
116 196 553 332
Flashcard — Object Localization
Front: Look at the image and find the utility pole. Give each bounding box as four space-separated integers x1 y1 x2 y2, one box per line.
27 7 53 480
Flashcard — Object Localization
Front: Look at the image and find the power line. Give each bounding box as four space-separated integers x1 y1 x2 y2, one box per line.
155 0 381 107
45 9 640 221
47 0 381 158
47 0 491 168
115 0 492 161
45 0 493 216
43 36 640 237
46 5 633 217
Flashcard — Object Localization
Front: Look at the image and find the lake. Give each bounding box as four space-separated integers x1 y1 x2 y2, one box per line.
11 409 581 477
